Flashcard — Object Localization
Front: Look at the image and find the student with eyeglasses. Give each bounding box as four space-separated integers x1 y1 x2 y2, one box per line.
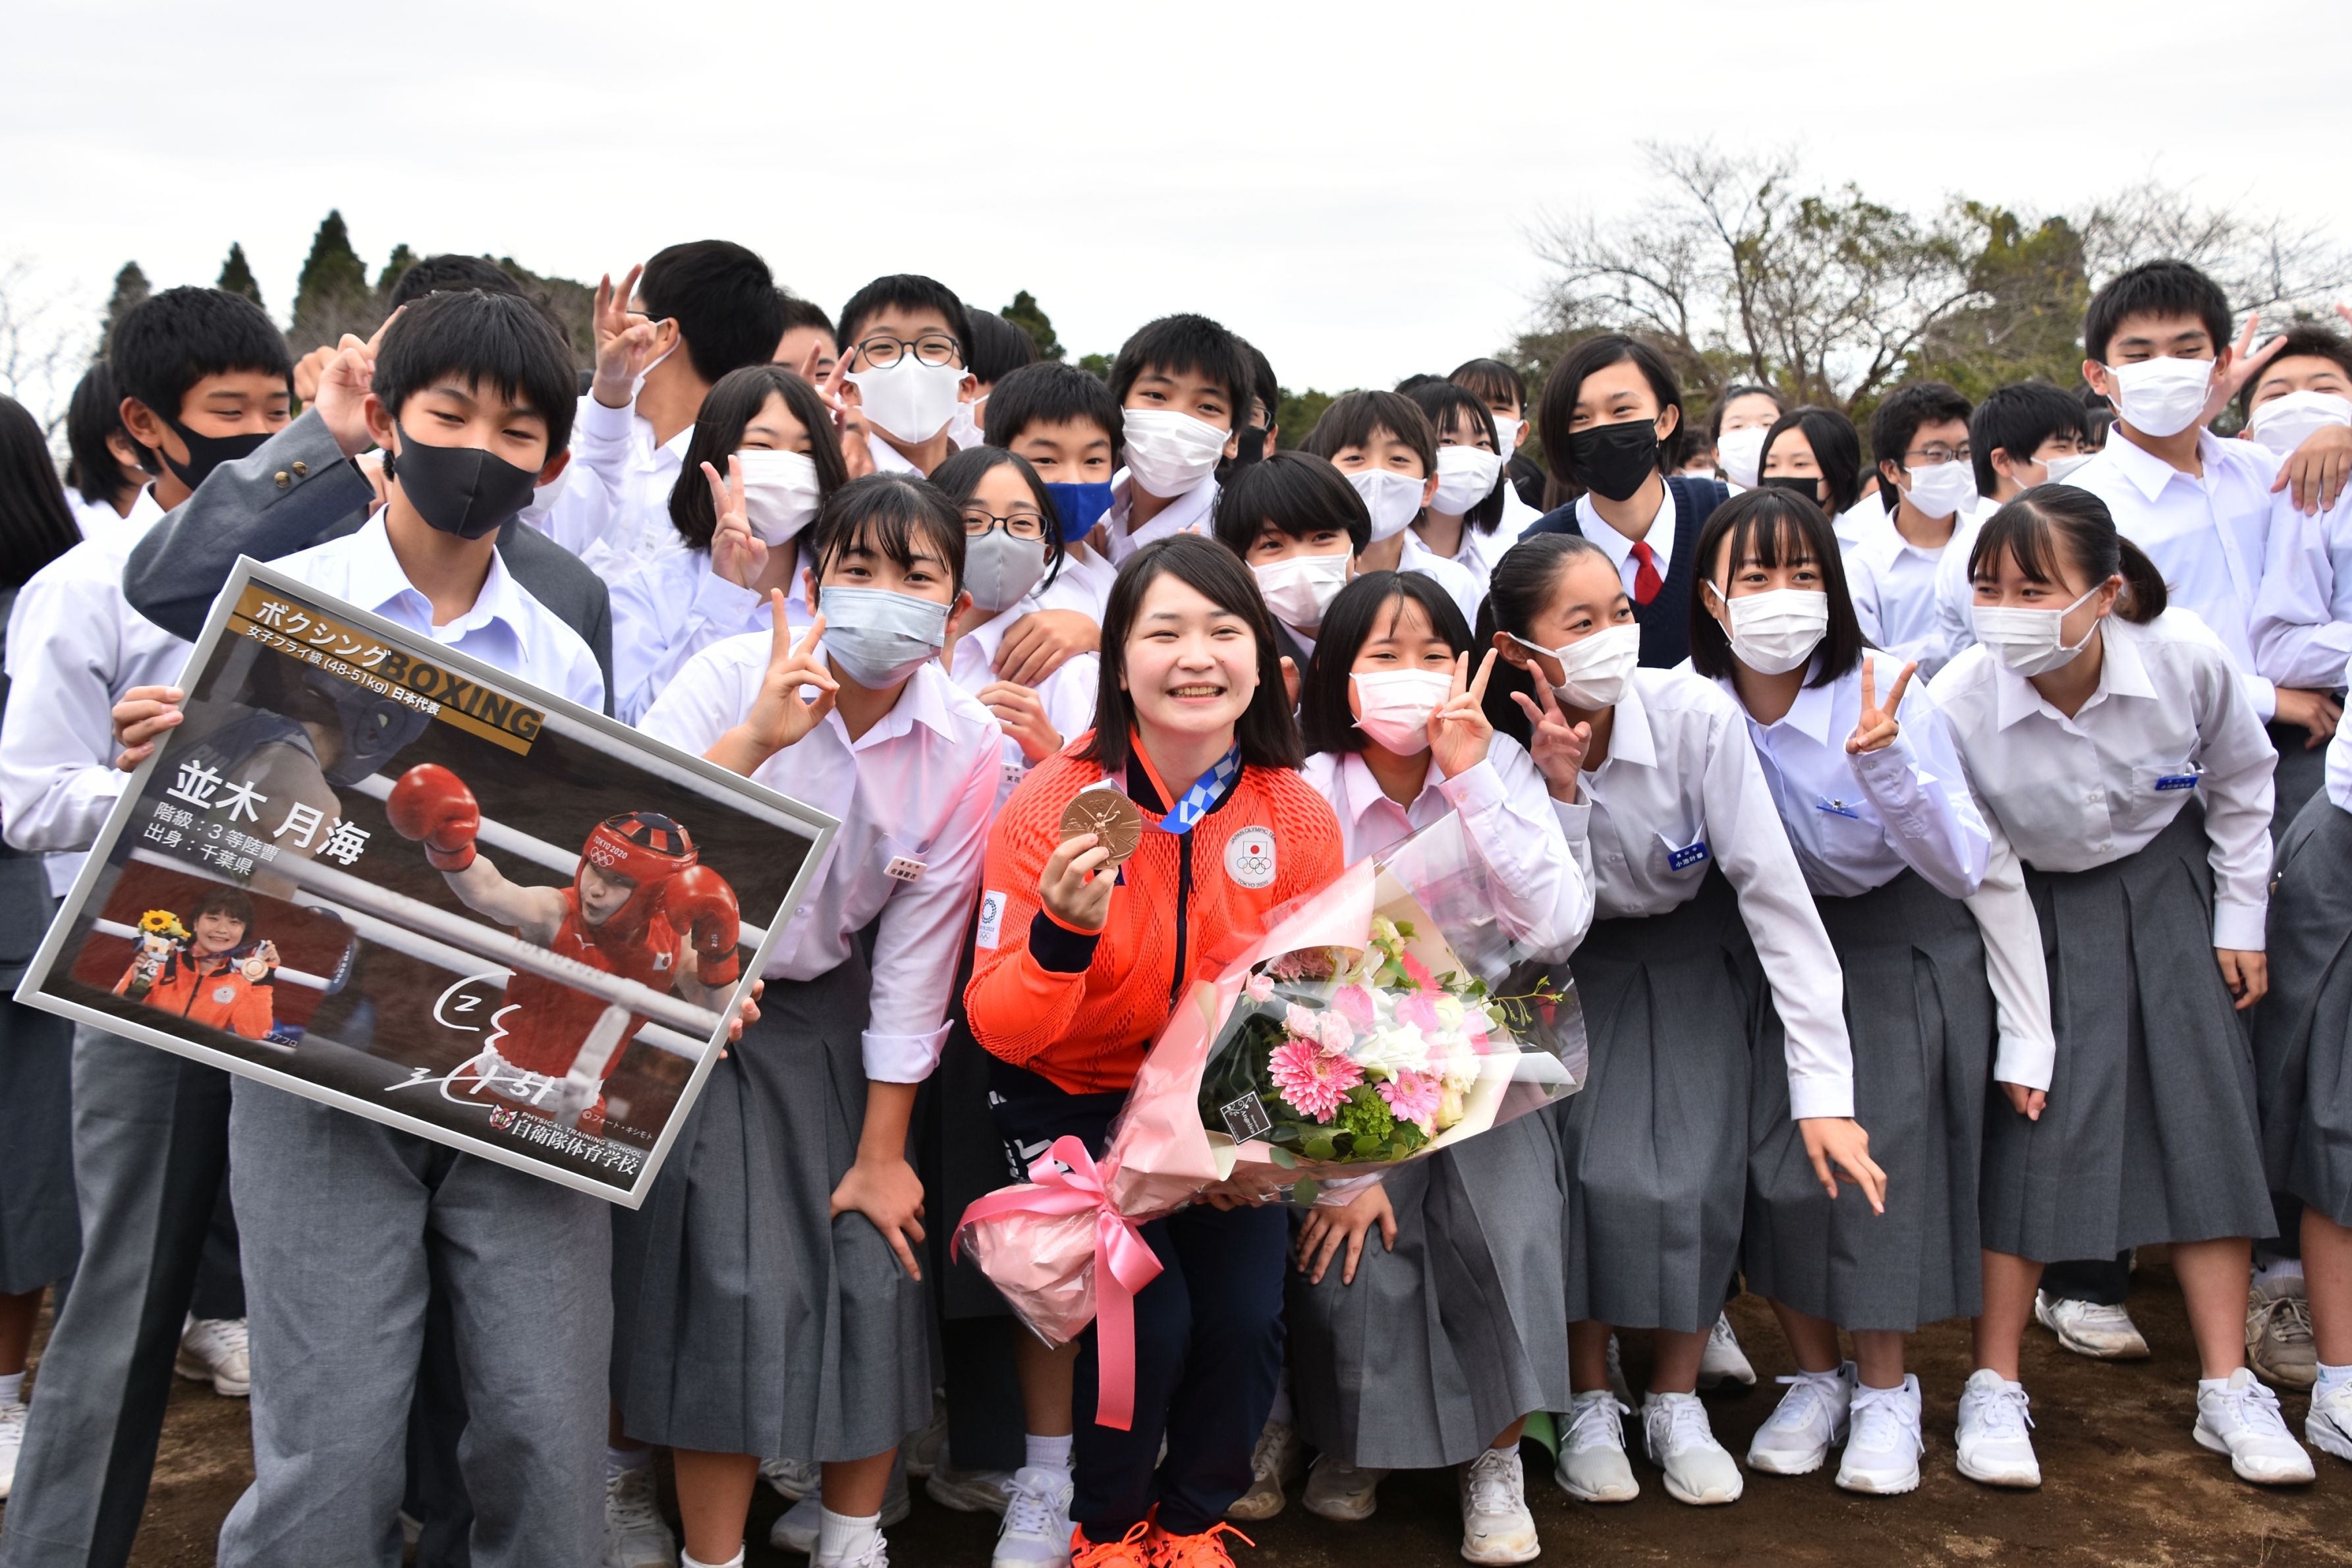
1844 383 1982 678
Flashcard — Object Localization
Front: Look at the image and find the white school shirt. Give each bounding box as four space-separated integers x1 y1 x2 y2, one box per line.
945 605 1101 814
2068 430 2279 718
1926 610 2276 953
1013 542 1115 622
1499 484 1546 543
608 547 814 727
2328 654 2352 812
1104 470 1217 562
2250 487 2352 693
1395 532 1487 629
638 648 1000 1082
0 513 192 896
1835 495 1885 555
69 484 159 545
1411 515 1512 592
1573 484 1679 602
1929 495 2018 661
1301 736 1593 963
540 394 694 584
1846 517 1964 677
1554 667 1855 1118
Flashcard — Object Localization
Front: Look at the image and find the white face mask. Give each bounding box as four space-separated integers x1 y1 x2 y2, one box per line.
1349 668 1455 754
2034 451 2093 486
1490 414 1523 456
1971 584 2103 676
2249 390 2352 457
1710 586 1828 675
946 397 986 452
1899 459 1977 520
1430 445 1503 515
517 463 570 532
734 449 823 546
1514 621 1640 710
1715 425 1769 490
846 356 968 444
628 329 679 403
2102 355 2216 439
1251 553 1350 631
1347 468 1427 542
1121 409 1229 498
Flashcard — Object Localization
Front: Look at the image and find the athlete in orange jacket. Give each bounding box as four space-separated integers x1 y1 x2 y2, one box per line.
114 889 279 1040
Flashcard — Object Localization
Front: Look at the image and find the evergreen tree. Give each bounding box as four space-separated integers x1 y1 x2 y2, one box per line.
1000 290 1066 361
376 243 419 298
216 243 264 308
291 210 370 328
99 261 150 356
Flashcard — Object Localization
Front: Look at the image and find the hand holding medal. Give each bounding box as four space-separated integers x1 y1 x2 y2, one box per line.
1040 785 1141 933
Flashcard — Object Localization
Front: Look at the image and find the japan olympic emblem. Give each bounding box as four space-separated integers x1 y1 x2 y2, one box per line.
1224 826 1277 889
211 984 240 1005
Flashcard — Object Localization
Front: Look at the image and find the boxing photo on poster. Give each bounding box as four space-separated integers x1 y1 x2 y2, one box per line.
14 559 836 1206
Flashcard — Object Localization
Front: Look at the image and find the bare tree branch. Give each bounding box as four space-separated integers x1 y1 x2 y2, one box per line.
0 260 96 443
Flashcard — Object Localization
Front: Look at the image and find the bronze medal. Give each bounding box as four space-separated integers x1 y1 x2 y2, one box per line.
1059 789 1144 868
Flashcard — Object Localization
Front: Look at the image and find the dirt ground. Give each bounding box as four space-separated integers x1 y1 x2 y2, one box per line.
11 1250 2352 1565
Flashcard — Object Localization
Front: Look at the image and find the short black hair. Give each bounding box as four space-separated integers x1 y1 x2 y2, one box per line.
966 308 1038 387
1758 405 1864 515
1212 451 1371 557
1969 484 2167 626
1301 390 1438 478
1245 342 1279 426
930 445 1065 592
1081 533 1302 773
806 472 967 599
1971 381 2093 494
2238 323 2352 423
384 254 520 311
373 289 581 456
1538 334 1683 488
638 240 783 387
1449 357 1527 416
1868 381 1974 479
1109 314 1251 432
837 274 973 370
194 886 256 930
1706 383 1785 441
1403 381 1506 536
984 362 1123 457
1298 571 1473 756
109 286 291 430
1686 488 1864 688
64 362 136 506
778 291 835 339
0 394 83 590
667 365 851 550
2083 259 2232 366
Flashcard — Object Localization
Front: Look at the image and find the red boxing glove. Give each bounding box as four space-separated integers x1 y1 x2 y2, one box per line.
384 764 481 872
664 864 742 988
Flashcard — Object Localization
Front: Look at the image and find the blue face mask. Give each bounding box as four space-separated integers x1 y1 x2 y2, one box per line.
817 586 949 690
1044 482 1114 544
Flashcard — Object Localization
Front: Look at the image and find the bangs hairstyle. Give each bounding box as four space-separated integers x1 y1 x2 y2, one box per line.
1474 533 1619 745
778 291 835 339
383 253 520 310
1449 356 1527 416
1403 381 1506 536
1301 390 1438 477
194 886 256 930
1966 484 2167 625
1299 571 1473 756
806 472 968 598
638 240 783 386
2083 259 2232 366
984 362 1124 457
109 286 291 430
1687 488 1864 688
1212 451 1371 557
1538 334 1684 488
372 289 582 455
668 365 850 550
929 446 1067 590
1759 405 1864 515
1868 381 1973 477
838 274 973 369
2238 323 2352 422
0 394 82 590
1109 314 1251 432
966 308 1039 386
1082 533 1303 773
64 362 136 505
1971 381 2092 493
1706 383 1785 441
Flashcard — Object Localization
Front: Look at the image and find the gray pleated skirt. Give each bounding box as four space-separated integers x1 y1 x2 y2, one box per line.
1557 869 1761 1333
1289 1106 1569 1470
609 953 934 1461
0 993 78 1296
2253 791 2352 1225
1979 804 2273 1261
1746 870 1992 1331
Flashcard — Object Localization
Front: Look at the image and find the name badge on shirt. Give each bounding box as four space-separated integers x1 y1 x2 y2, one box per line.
884 856 928 883
1660 835 1711 872
1816 796 1862 820
2154 773 2201 792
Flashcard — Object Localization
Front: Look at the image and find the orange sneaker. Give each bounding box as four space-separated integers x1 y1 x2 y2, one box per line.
1150 1521 1254 1567
1071 1522 1156 1568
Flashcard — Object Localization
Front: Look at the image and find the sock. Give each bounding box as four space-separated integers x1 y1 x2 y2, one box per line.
816 1507 880 1563
679 1550 744 1568
1792 1364 1845 1388
0 1371 22 1407
2254 1256 2306 1289
1267 1374 1293 1426
607 1444 652 1480
1025 1432 1073 1472
2198 1375 2239 1395
2318 1362 2352 1399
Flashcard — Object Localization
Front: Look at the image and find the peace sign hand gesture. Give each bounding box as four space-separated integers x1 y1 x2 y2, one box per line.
799 338 876 480
590 264 661 410
1428 650 1498 781
1509 677 1592 802
707 603 838 776
1845 658 1916 755
704 457 767 590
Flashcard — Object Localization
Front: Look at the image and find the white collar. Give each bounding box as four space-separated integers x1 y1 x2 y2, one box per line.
1575 480 1675 566
1990 617 2155 731
1597 672 1658 770
826 658 963 751
1336 748 1441 825
349 511 534 655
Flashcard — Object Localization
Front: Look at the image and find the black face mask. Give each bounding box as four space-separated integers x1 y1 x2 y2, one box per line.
154 416 271 492
1567 418 1661 503
1760 475 1827 504
387 423 538 540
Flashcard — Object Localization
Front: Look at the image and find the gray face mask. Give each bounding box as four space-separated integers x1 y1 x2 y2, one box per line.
963 528 1051 615
818 585 949 689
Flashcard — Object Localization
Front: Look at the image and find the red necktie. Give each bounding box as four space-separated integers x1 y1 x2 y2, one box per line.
1629 541 1662 606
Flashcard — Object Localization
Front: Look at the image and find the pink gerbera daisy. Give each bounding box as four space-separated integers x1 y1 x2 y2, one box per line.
1376 1069 1443 1134
1269 1040 1362 1123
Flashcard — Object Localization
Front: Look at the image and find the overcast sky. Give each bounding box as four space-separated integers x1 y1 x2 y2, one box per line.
2 0 2343 409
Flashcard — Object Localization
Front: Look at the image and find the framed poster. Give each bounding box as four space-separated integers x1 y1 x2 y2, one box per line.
14 557 836 1206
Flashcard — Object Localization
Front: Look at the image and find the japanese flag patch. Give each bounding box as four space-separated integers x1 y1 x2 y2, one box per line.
1224 826 1277 889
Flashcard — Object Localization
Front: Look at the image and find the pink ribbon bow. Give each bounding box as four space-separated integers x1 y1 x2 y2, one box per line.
953 1135 1164 1430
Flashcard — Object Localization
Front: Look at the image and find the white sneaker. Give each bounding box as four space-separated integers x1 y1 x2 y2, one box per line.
1552 1390 1638 1503
1640 1392 1742 1505
601 1467 676 1568
1603 1334 1633 1407
1301 1454 1388 1521
924 1457 1013 1515
1227 1417 1301 1521
175 1316 250 1397
2193 1368 2316 1484
905 1397 950 1478
0 1398 26 1502
992 1465 1074 1568
1955 1370 2040 1488
2305 1378 2352 1463
1457 1445 1539 1563
762 1456 820 1501
1696 1312 1757 1390
1835 1376 1922 1495
771 1461 914 1553
1746 1366 1851 1475
2034 1292 2150 1360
